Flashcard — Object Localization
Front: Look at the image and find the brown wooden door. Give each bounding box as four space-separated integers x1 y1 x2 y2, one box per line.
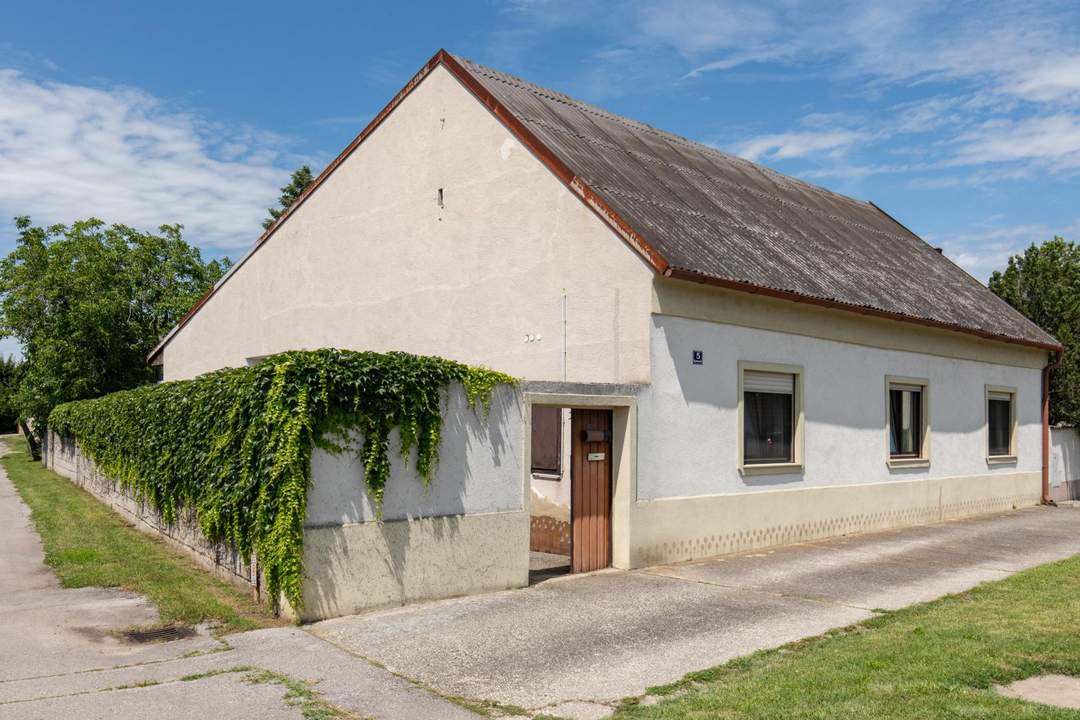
571 409 612 573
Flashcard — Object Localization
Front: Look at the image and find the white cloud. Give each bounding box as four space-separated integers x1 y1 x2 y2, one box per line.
932 219 1080 281
0 69 296 252
951 115 1080 170
732 129 869 162
634 0 777 57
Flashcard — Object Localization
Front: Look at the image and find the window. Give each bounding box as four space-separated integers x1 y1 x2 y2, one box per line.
531 406 562 475
886 377 929 467
739 362 804 475
151 364 164 383
986 386 1017 461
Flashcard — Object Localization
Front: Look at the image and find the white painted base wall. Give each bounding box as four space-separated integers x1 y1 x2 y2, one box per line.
622 314 1045 566
628 472 1040 567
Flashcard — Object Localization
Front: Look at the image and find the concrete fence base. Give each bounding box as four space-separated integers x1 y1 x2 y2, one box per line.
45 431 268 608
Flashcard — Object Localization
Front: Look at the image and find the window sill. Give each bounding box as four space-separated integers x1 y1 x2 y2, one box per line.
887 457 930 469
739 462 803 477
531 471 562 481
986 455 1018 465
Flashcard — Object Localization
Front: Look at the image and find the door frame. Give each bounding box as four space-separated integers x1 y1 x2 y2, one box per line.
523 392 636 570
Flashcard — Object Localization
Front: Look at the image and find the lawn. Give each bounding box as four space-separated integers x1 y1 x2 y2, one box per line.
2 433 278 633
615 552 1080 719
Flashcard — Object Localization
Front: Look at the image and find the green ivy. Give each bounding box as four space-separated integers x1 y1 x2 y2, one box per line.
48 349 515 611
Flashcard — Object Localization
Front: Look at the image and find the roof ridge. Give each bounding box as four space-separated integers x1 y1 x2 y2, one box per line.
454 55 872 210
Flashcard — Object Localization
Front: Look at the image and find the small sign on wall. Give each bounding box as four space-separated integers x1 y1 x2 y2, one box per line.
692 350 704 365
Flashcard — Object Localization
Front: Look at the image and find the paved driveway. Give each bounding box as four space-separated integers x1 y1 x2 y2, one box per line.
311 505 1080 719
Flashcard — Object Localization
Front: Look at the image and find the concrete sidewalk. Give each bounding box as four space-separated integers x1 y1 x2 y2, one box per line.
311 504 1080 719
6 451 1080 720
0 462 477 720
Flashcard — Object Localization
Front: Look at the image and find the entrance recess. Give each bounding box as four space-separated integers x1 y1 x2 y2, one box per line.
571 409 613 573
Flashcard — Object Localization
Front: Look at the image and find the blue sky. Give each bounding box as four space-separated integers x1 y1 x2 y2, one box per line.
1 1 1078 301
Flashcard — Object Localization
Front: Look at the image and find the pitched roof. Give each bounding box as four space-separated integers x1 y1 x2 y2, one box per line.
149 50 1059 360
450 54 1058 350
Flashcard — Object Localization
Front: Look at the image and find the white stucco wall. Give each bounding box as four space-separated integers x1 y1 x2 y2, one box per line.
300 383 529 620
638 314 1044 500
1050 426 1080 495
307 384 522 525
160 64 654 384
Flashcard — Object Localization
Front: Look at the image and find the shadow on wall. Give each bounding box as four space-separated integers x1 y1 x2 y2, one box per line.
299 383 525 618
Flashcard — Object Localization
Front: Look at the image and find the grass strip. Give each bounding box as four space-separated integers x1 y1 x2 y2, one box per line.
615 547 1080 719
2 434 277 633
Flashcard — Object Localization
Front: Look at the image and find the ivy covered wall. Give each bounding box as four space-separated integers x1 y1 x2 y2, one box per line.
48 349 515 610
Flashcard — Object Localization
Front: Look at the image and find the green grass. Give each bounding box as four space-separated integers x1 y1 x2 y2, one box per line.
177 666 357 719
2 434 278 633
614 552 1080 719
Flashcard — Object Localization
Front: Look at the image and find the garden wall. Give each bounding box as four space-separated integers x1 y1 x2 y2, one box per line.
299 384 527 621
1051 426 1080 502
46 382 528 622
44 430 264 600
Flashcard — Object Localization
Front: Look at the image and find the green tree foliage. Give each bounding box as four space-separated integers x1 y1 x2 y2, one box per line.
0 217 230 439
263 165 315 230
0 355 23 432
989 236 1080 425
49 349 514 610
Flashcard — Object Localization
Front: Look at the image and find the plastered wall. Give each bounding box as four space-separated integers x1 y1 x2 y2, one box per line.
161 64 655 385
638 314 1044 501
300 383 529 620
307 385 522 525
1050 426 1080 501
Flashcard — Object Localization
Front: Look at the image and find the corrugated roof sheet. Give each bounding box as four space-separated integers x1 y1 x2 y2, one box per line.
455 55 1058 349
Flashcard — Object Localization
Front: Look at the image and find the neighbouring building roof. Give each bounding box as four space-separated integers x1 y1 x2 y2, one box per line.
451 54 1058 350
149 50 1059 361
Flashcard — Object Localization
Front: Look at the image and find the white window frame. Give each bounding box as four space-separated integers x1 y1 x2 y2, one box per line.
738 360 805 476
985 384 1018 464
884 375 931 469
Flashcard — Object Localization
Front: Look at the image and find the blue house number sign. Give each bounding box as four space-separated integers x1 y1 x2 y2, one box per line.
692 350 704 365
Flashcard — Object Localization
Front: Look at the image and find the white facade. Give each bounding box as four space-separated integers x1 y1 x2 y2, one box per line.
147 54 1057 593
639 314 1042 500
159 64 654 385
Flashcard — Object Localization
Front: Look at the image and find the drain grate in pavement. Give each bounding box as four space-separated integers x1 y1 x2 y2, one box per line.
123 625 196 644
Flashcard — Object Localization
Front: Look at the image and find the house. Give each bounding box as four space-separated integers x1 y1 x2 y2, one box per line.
147 49 1061 592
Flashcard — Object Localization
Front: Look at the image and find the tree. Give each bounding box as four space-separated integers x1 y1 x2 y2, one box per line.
263 165 315 230
0 355 23 433
989 236 1080 426
0 217 230 445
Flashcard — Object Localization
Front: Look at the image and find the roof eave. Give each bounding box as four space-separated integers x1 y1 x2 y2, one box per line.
663 267 1063 353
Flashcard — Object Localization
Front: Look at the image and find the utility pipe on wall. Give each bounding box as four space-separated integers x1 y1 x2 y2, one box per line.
561 289 567 382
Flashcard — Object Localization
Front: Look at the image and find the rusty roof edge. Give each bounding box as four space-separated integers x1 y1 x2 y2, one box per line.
663 266 1062 353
